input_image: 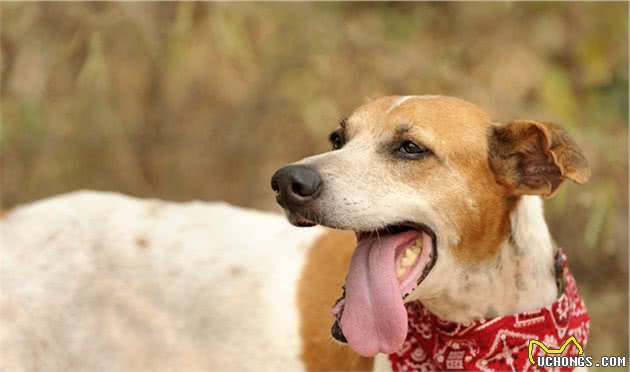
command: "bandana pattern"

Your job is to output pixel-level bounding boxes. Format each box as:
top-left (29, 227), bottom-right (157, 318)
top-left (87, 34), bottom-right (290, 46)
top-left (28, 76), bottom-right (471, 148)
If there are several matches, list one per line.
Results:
top-left (389, 250), bottom-right (589, 371)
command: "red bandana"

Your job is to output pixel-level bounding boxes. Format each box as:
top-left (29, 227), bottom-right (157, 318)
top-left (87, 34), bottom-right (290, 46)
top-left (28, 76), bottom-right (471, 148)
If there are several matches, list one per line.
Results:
top-left (389, 250), bottom-right (590, 371)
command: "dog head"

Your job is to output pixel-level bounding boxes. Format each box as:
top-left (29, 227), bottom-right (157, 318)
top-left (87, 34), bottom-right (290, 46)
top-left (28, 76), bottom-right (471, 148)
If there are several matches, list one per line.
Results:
top-left (271, 95), bottom-right (589, 356)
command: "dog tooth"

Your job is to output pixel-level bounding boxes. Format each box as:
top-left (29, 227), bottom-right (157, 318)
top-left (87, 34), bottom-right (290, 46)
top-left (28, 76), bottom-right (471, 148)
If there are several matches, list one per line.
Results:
top-left (405, 250), bottom-right (417, 260)
top-left (396, 267), bottom-right (406, 278)
top-left (405, 249), bottom-right (418, 261)
top-left (401, 255), bottom-right (415, 267)
top-left (406, 240), bottom-right (422, 253)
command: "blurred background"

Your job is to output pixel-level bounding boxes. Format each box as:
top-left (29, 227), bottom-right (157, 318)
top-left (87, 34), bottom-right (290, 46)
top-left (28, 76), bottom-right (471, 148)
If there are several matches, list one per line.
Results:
top-left (1, 2), bottom-right (628, 367)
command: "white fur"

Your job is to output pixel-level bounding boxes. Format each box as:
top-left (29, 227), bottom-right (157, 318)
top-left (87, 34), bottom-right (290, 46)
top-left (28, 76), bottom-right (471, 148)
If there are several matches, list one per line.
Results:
top-left (1, 191), bottom-right (325, 372)
top-left (370, 196), bottom-right (559, 372)
top-left (386, 95), bottom-right (443, 113)
top-left (296, 133), bottom-right (459, 248)
top-left (373, 353), bottom-right (393, 372)
top-left (409, 195), bottom-right (557, 322)
top-left (1, 93), bottom-right (573, 372)
top-left (508, 195), bottom-right (558, 310)
top-left (0, 193), bottom-right (560, 372)
top-left (294, 130), bottom-right (558, 324)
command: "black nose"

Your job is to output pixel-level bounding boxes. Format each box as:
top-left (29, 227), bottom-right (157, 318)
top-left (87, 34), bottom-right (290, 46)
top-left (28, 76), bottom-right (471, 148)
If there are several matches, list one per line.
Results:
top-left (271, 165), bottom-right (322, 207)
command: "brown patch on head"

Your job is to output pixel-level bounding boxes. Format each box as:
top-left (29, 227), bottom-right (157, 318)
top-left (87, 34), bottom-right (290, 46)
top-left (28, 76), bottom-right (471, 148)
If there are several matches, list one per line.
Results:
top-left (333, 96), bottom-right (518, 264)
top-left (302, 97), bottom-right (589, 267)
top-left (348, 96), bottom-right (493, 144)
top-left (136, 237), bottom-right (148, 250)
top-left (488, 120), bottom-right (590, 197)
top-left (297, 229), bottom-right (373, 371)
top-left (385, 97), bottom-right (515, 263)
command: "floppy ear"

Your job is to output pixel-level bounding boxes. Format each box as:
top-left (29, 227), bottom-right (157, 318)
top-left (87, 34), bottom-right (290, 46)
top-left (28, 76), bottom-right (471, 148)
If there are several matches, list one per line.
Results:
top-left (488, 120), bottom-right (590, 197)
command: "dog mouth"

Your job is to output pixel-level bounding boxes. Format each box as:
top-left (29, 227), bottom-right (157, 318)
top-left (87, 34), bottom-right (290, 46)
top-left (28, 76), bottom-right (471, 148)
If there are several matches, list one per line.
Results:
top-left (329, 223), bottom-right (437, 357)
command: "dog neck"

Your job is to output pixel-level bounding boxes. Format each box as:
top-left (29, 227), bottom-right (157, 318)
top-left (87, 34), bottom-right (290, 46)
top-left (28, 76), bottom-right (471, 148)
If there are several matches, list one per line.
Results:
top-left (418, 195), bottom-right (559, 323)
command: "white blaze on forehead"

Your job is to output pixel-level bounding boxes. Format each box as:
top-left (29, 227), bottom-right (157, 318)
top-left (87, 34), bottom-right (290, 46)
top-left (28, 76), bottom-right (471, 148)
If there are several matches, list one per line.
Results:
top-left (386, 95), bottom-right (443, 114)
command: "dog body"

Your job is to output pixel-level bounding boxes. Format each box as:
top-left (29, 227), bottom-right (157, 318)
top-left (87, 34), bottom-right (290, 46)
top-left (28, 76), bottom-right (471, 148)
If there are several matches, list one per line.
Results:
top-left (0, 192), bottom-right (332, 371)
top-left (1, 96), bottom-right (590, 371)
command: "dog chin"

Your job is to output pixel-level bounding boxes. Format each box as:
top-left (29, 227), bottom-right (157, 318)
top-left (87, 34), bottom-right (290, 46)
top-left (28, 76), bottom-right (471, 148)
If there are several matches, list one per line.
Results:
top-left (283, 207), bottom-right (372, 231)
top-left (283, 210), bottom-right (317, 227)
top-left (327, 223), bottom-right (438, 353)
top-left (284, 207), bottom-right (442, 354)
top-left (283, 207), bottom-right (346, 229)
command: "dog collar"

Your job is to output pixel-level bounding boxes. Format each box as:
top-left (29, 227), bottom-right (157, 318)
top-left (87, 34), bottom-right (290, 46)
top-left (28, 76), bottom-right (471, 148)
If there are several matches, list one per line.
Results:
top-left (388, 249), bottom-right (590, 371)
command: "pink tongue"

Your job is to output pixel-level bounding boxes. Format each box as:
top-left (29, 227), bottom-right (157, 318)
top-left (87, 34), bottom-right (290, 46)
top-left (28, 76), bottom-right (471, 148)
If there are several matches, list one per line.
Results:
top-left (340, 231), bottom-right (418, 357)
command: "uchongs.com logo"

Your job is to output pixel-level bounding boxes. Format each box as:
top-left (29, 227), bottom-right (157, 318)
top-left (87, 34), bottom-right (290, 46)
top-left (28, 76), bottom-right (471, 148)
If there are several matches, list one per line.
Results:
top-left (528, 336), bottom-right (627, 368)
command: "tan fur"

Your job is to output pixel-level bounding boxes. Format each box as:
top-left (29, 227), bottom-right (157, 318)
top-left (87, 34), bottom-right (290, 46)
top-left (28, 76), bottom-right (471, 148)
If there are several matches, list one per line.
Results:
top-left (319, 97), bottom-right (588, 263)
top-left (0, 95), bottom-right (591, 371)
top-left (0, 209), bottom-right (11, 219)
top-left (297, 229), bottom-right (373, 371)
top-left (387, 97), bottom-right (515, 263)
top-left (488, 120), bottom-right (590, 197)
top-left (341, 96), bottom-right (519, 263)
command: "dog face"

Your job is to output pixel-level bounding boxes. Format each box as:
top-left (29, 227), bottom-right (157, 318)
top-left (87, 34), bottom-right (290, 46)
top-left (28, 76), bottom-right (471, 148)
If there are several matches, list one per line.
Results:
top-left (276, 96), bottom-right (504, 252)
top-left (271, 95), bottom-right (589, 356)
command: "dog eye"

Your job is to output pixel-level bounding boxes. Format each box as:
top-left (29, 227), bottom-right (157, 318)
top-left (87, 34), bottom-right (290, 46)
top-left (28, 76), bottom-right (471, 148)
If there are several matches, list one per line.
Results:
top-left (398, 141), bottom-right (429, 158)
top-left (329, 131), bottom-right (344, 150)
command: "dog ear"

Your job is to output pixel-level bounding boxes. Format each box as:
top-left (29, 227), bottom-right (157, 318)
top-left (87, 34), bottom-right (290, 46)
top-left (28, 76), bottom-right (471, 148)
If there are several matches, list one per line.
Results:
top-left (488, 120), bottom-right (590, 197)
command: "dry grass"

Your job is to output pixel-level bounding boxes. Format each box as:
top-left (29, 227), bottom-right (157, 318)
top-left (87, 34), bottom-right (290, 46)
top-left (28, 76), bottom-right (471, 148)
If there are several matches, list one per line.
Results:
top-left (1, 2), bottom-right (628, 366)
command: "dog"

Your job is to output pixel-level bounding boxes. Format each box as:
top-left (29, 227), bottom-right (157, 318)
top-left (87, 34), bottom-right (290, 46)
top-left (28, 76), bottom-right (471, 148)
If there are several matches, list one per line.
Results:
top-left (0, 95), bottom-right (590, 371)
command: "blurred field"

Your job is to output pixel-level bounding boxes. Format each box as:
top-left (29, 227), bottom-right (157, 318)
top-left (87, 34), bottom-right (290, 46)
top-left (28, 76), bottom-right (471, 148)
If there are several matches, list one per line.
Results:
top-left (1, 2), bottom-right (628, 367)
